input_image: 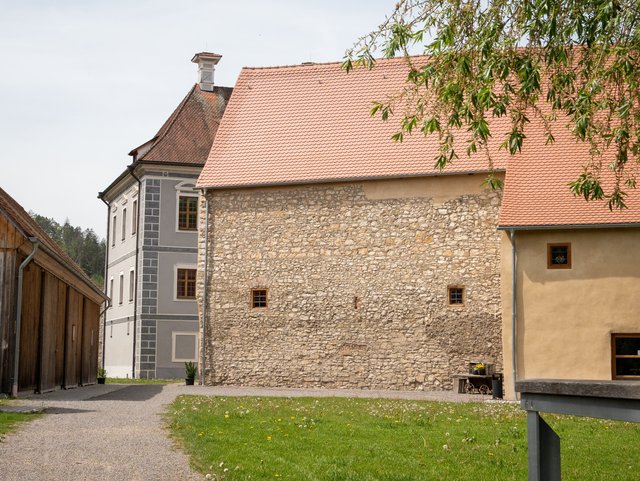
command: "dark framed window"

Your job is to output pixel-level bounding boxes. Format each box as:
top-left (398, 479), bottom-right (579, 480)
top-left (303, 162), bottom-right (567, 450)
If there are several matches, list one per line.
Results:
top-left (176, 268), bottom-right (196, 299)
top-left (448, 286), bottom-right (465, 306)
top-left (612, 334), bottom-right (640, 379)
top-left (547, 243), bottom-right (571, 269)
top-left (119, 274), bottom-right (124, 305)
top-left (178, 196), bottom-right (198, 231)
top-left (251, 289), bottom-right (268, 308)
top-left (129, 270), bottom-right (135, 302)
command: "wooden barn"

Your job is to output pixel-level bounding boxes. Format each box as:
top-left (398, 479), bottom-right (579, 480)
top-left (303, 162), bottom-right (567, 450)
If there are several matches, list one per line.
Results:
top-left (0, 187), bottom-right (107, 396)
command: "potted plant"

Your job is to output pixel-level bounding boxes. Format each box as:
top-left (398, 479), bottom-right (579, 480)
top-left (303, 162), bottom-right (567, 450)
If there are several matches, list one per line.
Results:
top-left (185, 361), bottom-right (197, 385)
top-left (97, 367), bottom-right (107, 384)
top-left (472, 362), bottom-right (486, 375)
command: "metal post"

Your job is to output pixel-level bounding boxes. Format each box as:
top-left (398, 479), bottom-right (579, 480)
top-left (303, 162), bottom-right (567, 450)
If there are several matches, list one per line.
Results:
top-left (527, 411), bottom-right (560, 481)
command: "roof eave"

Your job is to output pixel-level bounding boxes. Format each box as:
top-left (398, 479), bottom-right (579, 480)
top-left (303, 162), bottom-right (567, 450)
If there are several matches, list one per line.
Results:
top-left (497, 222), bottom-right (640, 231)
top-left (197, 169), bottom-right (505, 190)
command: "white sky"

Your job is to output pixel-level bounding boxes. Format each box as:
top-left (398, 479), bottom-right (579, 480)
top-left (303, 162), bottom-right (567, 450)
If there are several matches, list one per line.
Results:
top-left (0, 0), bottom-right (394, 238)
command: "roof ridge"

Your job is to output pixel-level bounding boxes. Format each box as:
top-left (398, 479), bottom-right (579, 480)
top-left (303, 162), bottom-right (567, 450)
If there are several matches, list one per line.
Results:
top-left (240, 55), bottom-right (423, 71)
top-left (139, 84), bottom-right (198, 162)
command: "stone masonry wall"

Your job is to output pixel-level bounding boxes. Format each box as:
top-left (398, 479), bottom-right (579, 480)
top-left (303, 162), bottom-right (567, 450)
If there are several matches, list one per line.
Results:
top-left (198, 177), bottom-right (502, 391)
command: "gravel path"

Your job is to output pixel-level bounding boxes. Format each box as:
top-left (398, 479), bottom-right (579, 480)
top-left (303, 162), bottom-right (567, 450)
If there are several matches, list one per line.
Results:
top-left (0, 383), bottom-right (494, 480)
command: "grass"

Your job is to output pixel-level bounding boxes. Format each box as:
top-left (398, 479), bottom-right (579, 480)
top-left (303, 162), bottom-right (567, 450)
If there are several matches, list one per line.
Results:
top-left (106, 377), bottom-right (176, 385)
top-left (167, 396), bottom-right (640, 481)
top-left (0, 399), bottom-right (41, 442)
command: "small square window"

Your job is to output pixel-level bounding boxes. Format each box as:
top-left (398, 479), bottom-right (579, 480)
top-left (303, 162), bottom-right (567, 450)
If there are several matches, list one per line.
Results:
top-left (448, 286), bottom-right (465, 306)
top-left (547, 243), bottom-right (571, 269)
top-left (251, 289), bottom-right (268, 308)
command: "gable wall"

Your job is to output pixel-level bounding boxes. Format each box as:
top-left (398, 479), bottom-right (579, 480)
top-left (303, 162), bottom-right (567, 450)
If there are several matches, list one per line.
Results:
top-left (199, 174), bottom-right (503, 391)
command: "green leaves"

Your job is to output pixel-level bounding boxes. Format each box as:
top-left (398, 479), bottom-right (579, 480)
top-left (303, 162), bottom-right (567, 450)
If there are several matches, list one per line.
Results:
top-left (344, 0), bottom-right (640, 207)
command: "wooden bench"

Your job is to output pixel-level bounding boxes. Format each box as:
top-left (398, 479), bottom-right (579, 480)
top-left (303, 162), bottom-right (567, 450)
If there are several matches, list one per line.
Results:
top-left (516, 379), bottom-right (640, 481)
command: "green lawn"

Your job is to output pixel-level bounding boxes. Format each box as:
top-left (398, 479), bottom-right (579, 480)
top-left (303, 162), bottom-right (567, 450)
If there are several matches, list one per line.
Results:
top-left (0, 403), bottom-right (40, 441)
top-left (167, 396), bottom-right (640, 481)
top-left (106, 377), bottom-right (176, 385)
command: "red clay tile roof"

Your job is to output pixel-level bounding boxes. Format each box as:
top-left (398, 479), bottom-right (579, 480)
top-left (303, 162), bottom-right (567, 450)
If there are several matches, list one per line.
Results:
top-left (0, 186), bottom-right (106, 298)
top-left (499, 117), bottom-right (640, 228)
top-left (197, 57), bottom-right (507, 189)
top-left (131, 84), bottom-right (232, 165)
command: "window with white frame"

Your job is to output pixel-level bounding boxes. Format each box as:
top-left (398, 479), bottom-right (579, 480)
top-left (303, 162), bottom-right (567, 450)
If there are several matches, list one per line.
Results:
top-left (119, 273), bottom-right (124, 305)
top-left (172, 332), bottom-right (198, 362)
top-left (178, 195), bottom-right (198, 231)
top-left (176, 268), bottom-right (197, 299)
top-left (121, 208), bottom-right (127, 240)
top-left (109, 278), bottom-right (114, 308)
top-left (111, 215), bottom-right (116, 247)
top-left (129, 269), bottom-right (135, 302)
top-left (132, 200), bottom-right (138, 235)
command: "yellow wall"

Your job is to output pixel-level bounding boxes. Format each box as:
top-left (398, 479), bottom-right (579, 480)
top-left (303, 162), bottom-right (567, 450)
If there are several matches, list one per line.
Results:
top-left (501, 228), bottom-right (640, 399)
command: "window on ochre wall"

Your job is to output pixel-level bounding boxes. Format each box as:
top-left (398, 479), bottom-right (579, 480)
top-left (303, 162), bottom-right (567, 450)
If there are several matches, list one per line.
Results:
top-left (547, 243), bottom-right (571, 269)
top-left (612, 334), bottom-right (640, 379)
top-left (252, 289), bottom-right (268, 308)
top-left (177, 268), bottom-right (197, 299)
top-left (178, 196), bottom-right (198, 231)
top-left (448, 286), bottom-right (465, 306)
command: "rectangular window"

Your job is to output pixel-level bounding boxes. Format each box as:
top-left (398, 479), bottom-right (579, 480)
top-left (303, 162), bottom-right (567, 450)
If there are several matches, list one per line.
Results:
top-left (109, 278), bottom-right (114, 308)
top-left (119, 273), bottom-right (124, 305)
top-left (251, 288), bottom-right (268, 308)
top-left (129, 269), bottom-right (135, 302)
top-left (121, 208), bottom-right (127, 240)
top-left (547, 243), bottom-right (571, 269)
top-left (176, 268), bottom-right (196, 299)
top-left (111, 215), bottom-right (116, 247)
top-left (178, 196), bottom-right (198, 231)
top-left (132, 200), bottom-right (138, 235)
top-left (172, 332), bottom-right (198, 362)
top-left (448, 286), bottom-right (465, 306)
top-left (612, 334), bottom-right (640, 379)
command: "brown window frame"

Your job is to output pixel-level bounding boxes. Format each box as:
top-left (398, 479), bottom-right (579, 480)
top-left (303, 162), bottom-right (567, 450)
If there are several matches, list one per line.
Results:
top-left (176, 268), bottom-right (197, 299)
top-left (178, 195), bottom-right (198, 231)
top-left (547, 243), bottom-right (572, 269)
top-left (447, 286), bottom-right (465, 307)
top-left (611, 333), bottom-right (640, 380)
top-left (251, 288), bottom-right (268, 309)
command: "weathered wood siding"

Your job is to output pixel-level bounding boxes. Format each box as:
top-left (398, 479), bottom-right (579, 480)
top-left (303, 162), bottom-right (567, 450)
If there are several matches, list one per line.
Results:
top-left (64, 288), bottom-right (83, 389)
top-left (0, 214), bottom-right (20, 393)
top-left (82, 300), bottom-right (99, 384)
top-left (18, 262), bottom-right (42, 393)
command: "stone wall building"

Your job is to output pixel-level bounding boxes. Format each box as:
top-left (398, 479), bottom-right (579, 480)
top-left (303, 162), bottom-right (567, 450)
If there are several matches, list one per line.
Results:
top-left (196, 58), bottom-right (506, 391)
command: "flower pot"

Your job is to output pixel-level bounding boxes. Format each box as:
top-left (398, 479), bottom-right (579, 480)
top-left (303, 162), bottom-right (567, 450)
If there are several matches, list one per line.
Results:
top-left (97, 377), bottom-right (106, 385)
top-left (185, 377), bottom-right (195, 386)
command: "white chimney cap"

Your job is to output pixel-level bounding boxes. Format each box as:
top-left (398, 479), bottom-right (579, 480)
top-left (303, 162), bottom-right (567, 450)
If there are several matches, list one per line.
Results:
top-left (191, 52), bottom-right (222, 91)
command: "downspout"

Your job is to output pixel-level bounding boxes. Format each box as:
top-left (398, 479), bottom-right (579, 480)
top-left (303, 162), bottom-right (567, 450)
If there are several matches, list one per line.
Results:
top-left (200, 191), bottom-right (210, 386)
top-left (11, 238), bottom-right (39, 397)
top-left (127, 165), bottom-right (142, 378)
top-left (509, 229), bottom-right (517, 399)
top-left (98, 193), bottom-right (111, 369)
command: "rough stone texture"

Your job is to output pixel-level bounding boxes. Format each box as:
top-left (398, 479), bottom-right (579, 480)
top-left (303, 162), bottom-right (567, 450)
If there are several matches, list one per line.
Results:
top-left (199, 179), bottom-right (503, 391)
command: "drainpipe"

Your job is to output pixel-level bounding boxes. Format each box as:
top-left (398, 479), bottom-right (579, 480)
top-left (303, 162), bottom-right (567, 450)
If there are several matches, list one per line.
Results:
top-left (509, 229), bottom-right (518, 399)
top-left (98, 193), bottom-right (111, 369)
top-left (200, 191), bottom-right (210, 386)
top-left (11, 239), bottom-right (39, 397)
top-left (127, 165), bottom-right (142, 378)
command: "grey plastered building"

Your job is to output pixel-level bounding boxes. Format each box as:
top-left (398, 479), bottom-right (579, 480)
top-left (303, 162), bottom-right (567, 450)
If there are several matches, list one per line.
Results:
top-left (99, 52), bottom-right (232, 378)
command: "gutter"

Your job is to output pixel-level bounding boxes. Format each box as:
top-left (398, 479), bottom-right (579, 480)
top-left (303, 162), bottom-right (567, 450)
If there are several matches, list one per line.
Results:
top-left (498, 222), bottom-right (640, 231)
top-left (127, 165), bottom-right (143, 379)
top-left (509, 229), bottom-right (517, 399)
top-left (11, 238), bottom-right (39, 397)
top-left (200, 190), bottom-right (210, 386)
top-left (98, 193), bottom-right (111, 369)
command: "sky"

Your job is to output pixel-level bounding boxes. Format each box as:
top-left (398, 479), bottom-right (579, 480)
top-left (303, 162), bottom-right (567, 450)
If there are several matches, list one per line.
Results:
top-left (0, 0), bottom-right (395, 238)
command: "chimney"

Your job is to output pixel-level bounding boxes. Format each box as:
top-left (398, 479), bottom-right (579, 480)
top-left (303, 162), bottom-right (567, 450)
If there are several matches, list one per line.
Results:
top-left (191, 52), bottom-right (222, 91)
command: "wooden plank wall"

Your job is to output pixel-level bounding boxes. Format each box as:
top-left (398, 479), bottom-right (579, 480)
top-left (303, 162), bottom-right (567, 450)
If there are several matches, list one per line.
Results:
top-left (64, 288), bottom-right (83, 389)
top-left (0, 214), bottom-right (21, 393)
top-left (55, 281), bottom-right (67, 387)
top-left (39, 272), bottom-right (61, 392)
top-left (82, 300), bottom-right (99, 385)
top-left (18, 262), bottom-right (42, 393)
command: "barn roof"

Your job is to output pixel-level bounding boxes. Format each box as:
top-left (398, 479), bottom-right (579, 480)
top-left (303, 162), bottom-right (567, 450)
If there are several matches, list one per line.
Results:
top-left (197, 57), bottom-right (506, 189)
top-left (0, 186), bottom-right (106, 300)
